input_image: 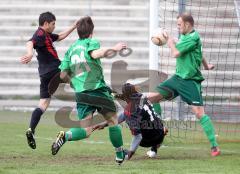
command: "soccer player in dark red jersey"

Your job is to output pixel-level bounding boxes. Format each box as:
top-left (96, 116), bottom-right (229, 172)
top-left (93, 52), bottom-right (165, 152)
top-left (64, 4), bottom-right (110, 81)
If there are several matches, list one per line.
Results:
top-left (20, 11), bottom-right (77, 150)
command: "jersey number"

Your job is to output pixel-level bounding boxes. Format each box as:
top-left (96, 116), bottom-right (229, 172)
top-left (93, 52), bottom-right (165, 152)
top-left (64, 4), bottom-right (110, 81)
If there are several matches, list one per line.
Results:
top-left (71, 51), bottom-right (90, 77)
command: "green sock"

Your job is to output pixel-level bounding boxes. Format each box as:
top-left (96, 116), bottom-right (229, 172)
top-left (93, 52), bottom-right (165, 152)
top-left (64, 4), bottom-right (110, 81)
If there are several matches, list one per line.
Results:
top-left (65, 128), bottom-right (87, 141)
top-left (199, 114), bottom-right (218, 147)
top-left (109, 125), bottom-right (124, 159)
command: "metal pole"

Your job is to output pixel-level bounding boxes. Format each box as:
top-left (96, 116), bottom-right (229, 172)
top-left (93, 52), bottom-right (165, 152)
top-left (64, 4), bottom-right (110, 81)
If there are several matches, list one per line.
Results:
top-left (149, 0), bottom-right (159, 92)
top-left (234, 0), bottom-right (240, 29)
top-left (87, 0), bottom-right (92, 16)
top-left (176, 0), bottom-right (186, 120)
top-left (178, 0), bottom-right (186, 14)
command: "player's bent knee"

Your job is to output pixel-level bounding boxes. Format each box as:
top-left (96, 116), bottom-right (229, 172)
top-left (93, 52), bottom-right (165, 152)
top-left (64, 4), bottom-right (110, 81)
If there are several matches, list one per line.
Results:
top-left (106, 115), bottom-right (118, 126)
top-left (192, 106), bottom-right (205, 119)
top-left (39, 98), bottom-right (51, 111)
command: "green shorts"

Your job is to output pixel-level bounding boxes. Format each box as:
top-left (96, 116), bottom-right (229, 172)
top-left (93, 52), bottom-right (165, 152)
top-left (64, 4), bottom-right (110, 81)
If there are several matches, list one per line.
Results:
top-left (156, 75), bottom-right (203, 106)
top-left (75, 87), bottom-right (116, 120)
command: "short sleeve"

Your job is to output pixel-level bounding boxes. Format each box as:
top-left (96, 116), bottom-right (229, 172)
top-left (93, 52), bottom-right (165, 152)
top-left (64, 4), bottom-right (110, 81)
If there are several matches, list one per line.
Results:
top-left (50, 33), bottom-right (59, 42)
top-left (59, 49), bottom-right (71, 72)
top-left (87, 39), bottom-right (100, 53)
top-left (31, 33), bottom-right (45, 48)
top-left (176, 35), bottom-right (198, 56)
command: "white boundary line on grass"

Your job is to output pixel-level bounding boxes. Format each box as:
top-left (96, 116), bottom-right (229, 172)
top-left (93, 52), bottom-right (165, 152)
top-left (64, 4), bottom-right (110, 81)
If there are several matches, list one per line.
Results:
top-left (17, 135), bottom-right (105, 144)
top-left (17, 135), bottom-right (240, 154)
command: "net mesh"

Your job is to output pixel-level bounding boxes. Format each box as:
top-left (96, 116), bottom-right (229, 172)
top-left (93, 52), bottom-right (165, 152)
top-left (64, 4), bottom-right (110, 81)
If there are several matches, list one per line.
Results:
top-left (157, 0), bottom-right (240, 142)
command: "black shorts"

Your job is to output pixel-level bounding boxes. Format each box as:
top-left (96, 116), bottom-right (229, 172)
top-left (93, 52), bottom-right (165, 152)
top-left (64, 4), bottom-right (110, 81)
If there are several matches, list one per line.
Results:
top-left (139, 128), bottom-right (165, 147)
top-left (40, 69), bottom-right (60, 98)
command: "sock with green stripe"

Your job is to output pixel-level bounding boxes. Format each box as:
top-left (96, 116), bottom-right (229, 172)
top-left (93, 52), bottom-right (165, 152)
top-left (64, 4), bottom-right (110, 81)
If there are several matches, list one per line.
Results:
top-left (109, 125), bottom-right (124, 159)
top-left (65, 128), bottom-right (87, 141)
top-left (199, 114), bottom-right (218, 147)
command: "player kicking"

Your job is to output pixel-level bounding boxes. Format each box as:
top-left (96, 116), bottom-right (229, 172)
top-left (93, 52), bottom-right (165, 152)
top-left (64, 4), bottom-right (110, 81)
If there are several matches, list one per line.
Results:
top-left (20, 12), bottom-right (77, 149)
top-left (51, 16), bottom-right (127, 164)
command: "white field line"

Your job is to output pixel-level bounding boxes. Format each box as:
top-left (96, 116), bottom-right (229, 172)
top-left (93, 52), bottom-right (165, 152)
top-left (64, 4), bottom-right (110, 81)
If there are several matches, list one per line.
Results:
top-left (17, 135), bottom-right (240, 154)
top-left (17, 135), bottom-right (105, 144)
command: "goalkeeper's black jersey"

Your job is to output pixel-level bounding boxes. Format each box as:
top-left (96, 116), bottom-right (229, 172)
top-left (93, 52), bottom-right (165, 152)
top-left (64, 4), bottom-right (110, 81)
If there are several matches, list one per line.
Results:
top-left (122, 93), bottom-right (164, 145)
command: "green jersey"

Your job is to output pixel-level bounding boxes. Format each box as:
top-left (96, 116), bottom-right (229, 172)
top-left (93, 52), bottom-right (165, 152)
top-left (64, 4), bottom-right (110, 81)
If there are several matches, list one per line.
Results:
top-left (59, 38), bottom-right (107, 92)
top-left (175, 30), bottom-right (204, 81)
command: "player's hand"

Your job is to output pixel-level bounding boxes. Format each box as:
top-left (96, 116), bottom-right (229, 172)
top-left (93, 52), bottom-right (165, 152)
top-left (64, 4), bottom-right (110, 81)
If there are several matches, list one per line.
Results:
top-left (20, 54), bottom-right (33, 64)
top-left (205, 64), bottom-right (215, 70)
top-left (167, 36), bottom-right (176, 47)
top-left (162, 29), bottom-right (169, 40)
top-left (113, 42), bottom-right (127, 51)
top-left (113, 93), bottom-right (125, 100)
top-left (173, 37), bottom-right (179, 43)
top-left (73, 19), bottom-right (79, 29)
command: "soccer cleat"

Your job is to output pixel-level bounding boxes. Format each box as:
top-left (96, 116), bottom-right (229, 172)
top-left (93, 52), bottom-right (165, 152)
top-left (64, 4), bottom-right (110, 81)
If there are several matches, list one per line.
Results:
top-left (51, 131), bottom-right (66, 155)
top-left (146, 150), bottom-right (157, 158)
top-left (115, 147), bottom-right (125, 165)
top-left (115, 155), bottom-right (125, 165)
top-left (211, 146), bottom-right (221, 157)
top-left (26, 128), bottom-right (36, 149)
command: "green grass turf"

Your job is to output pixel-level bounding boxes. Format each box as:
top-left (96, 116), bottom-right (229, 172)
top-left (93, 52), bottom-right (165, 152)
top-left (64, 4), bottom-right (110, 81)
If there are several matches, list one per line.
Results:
top-left (0, 110), bottom-right (240, 174)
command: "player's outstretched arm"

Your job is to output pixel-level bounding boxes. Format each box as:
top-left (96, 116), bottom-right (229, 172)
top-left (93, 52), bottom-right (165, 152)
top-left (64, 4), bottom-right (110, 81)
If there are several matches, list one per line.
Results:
top-left (20, 41), bottom-right (34, 64)
top-left (202, 57), bottom-right (214, 70)
top-left (167, 35), bottom-right (180, 58)
top-left (57, 20), bottom-right (78, 41)
top-left (90, 42), bottom-right (127, 59)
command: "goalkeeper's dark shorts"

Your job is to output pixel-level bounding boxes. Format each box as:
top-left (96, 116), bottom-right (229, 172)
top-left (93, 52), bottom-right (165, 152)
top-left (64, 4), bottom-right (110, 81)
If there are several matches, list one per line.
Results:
top-left (139, 126), bottom-right (165, 147)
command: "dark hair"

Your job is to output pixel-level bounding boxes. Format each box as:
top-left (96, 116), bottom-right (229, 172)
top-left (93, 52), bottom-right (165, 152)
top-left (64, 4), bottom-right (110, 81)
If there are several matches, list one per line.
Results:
top-left (177, 12), bottom-right (194, 26)
top-left (122, 83), bottom-right (138, 100)
top-left (39, 11), bottom-right (56, 26)
top-left (77, 16), bottom-right (94, 39)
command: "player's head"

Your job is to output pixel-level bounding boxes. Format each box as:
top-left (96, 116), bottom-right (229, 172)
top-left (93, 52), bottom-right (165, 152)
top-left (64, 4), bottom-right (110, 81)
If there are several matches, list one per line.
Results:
top-left (39, 11), bottom-right (56, 33)
top-left (77, 16), bottom-right (94, 39)
top-left (122, 83), bottom-right (138, 100)
top-left (177, 12), bottom-right (194, 34)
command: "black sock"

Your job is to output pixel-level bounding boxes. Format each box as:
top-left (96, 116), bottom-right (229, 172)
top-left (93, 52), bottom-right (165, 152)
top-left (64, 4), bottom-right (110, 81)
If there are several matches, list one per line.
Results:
top-left (29, 108), bottom-right (44, 133)
top-left (151, 146), bottom-right (158, 153)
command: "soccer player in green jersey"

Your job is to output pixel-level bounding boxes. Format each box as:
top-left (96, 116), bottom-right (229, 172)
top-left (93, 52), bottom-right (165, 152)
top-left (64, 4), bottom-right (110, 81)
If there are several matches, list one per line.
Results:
top-left (148, 13), bottom-right (220, 157)
top-left (51, 16), bottom-right (127, 164)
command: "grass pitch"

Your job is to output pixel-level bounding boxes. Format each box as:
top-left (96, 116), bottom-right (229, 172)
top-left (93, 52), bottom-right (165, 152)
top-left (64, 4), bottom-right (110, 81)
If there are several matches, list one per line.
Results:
top-left (0, 110), bottom-right (240, 174)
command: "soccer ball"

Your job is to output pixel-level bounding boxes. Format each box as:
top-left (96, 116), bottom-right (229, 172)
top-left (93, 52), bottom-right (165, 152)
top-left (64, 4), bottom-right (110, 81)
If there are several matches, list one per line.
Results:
top-left (151, 28), bottom-right (168, 46)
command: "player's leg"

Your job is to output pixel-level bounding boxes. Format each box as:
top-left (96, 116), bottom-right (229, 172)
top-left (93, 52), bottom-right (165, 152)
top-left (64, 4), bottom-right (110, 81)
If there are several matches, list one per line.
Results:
top-left (192, 106), bottom-right (220, 156)
top-left (148, 75), bottom-right (179, 103)
top-left (51, 102), bottom-right (95, 155)
top-left (26, 72), bottom-right (53, 149)
top-left (95, 87), bottom-right (124, 164)
top-left (26, 98), bottom-right (50, 148)
top-left (106, 113), bottom-right (125, 164)
top-left (51, 116), bottom-right (93, 155)
top-left (177, 79), bottom-right (220, 156)
top-left (26, 69), bottom-right (59, 149)
top-left (66, 113), bottom-right (93, 138)
top-left (124, 133), bottom-right (142, 160)
top-left (30, 98), bottom-right (50, 131)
